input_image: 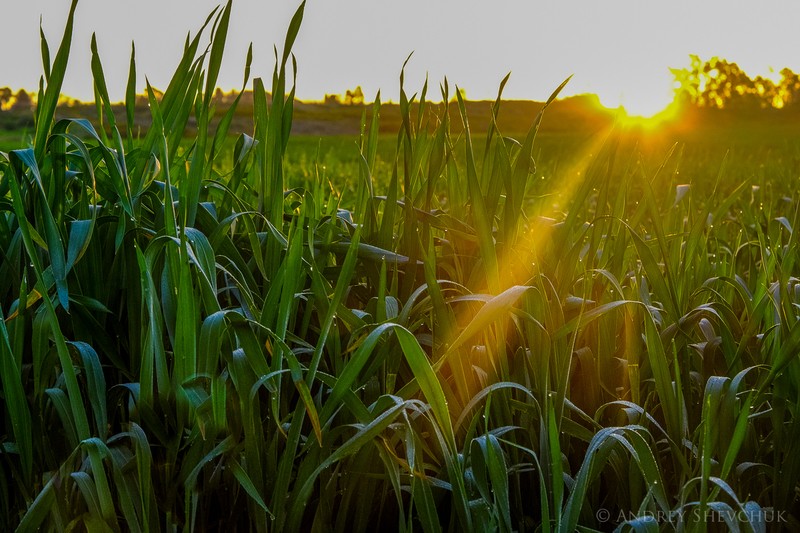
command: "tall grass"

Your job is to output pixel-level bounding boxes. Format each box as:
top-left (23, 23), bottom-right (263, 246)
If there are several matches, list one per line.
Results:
top-left (1, 1), bottom-right (799, 531)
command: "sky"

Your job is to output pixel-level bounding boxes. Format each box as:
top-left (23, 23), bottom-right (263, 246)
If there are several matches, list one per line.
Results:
top-left (3, 0), bottom-right (799, 117)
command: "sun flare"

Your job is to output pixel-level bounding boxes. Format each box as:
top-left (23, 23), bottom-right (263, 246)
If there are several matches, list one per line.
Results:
top-left (597, 89), bottom-right (674, 119)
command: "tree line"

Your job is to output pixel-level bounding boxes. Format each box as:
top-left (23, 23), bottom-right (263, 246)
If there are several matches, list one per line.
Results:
top-left (672, 55), bottom-right (800, 110)
top-left (3, 56), bottom-right (800, 127)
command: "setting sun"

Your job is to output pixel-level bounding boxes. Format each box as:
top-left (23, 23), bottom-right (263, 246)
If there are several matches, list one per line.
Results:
top-left (596, 88), bottom-right (675, 119)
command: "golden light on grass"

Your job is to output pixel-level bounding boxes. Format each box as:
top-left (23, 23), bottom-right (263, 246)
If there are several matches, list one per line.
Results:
top-left (492, 126), bottom-right (614, 294)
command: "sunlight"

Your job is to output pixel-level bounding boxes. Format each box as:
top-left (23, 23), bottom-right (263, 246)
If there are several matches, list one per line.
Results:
top-left (499, 126), bottom-right (614, 289)
top-left (597, 89), bottom-right (673, 119)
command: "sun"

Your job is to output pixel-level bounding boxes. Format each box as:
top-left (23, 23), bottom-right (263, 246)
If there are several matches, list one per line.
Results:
top-left (596, 90), bottom-right (674, 119)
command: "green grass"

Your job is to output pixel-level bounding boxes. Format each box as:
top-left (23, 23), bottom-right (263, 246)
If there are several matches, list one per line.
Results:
top-left (0, 130), bottom-right (32, 153)
top-left (1, 1), bottom-right (800, 532)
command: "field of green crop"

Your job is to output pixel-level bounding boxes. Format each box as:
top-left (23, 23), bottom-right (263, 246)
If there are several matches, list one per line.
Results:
top-left (2, 1), bottom-right (800, 531)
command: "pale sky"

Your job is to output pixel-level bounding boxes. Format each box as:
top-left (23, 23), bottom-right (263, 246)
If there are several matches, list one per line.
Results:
top-left (3, 0), bottom-right (799, 116)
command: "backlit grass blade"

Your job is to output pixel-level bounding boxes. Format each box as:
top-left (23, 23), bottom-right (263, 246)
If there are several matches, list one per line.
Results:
top-left (125, 42), bottom-right (137, 146)
top-left (65, 219), bottom-right (93, 272)
top-left (39, 20), bottom-right (51, 83)
top-left (456, 87), bottom-right (499, 293)
top-left (642, 309), bottom-right (683, 442)
top-left (482, 71), bottom-right (510, 175)
top-left (319, 322), bottom-right (398, 425)
top-left (173, 238), bottom-right (199, 424)
top-left (7, 153), bottom-right (89, 442)
top-left (135, 243), bottom-right (169, 405)
top-left (9, 150), bottom-right (69, 311)
top-left (395, 326), bottom-right (473, 530)
top-left (130, 16), bottom-right (214, 190)
top-left (506, 76), bottom-right (571, 245)
top-left (271, 331), bottom-right (323, 444)
top-left (559, 426), bottom-right (669, 533)
top-left (455, 381), bottom-right (539, 432)
top-left (123, 423), bottom-right (154, 530)
top-left (395, 326), bottom-right (454, 447)
top-left (281, 1), bottom-right (306, 68)
top-left (230, 459), bottom-right (274, 518)
top-left (203, 0), bottom-right (232, 108)
top-left (70, 342), bottom-right (107, 440)
top-left (209, 45), bottom-right (253, 165)
top-left (183, 1), bottom-right (233, 227)
top-left (90, 34), bottom-right (117, 132)
top-left (81, 438), bottom-right (118, 528)
top-left (440, 285), bottom-right (532, 362)
top-left (145, 81), bottom-right (178, 238)
top-left (287, 398), bottom-right (409, 531)
top-left (260, 2), bottom-right (305, 234)
top-left (470, 434), bottom-right (512, 532)
top-left (306, 225), bottom-right (361, 385)
top-left (546, 401), bottom-right (564, 525)
top-left (33, 0), bottom-right (78, 160)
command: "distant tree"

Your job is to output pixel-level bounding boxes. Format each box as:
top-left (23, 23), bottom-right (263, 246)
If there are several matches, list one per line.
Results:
top-left (448, 87), bottom-right (467, 103)
top-left (324, 93), bottom-right (341, 105)
top-left (214, 87), bottom-right (225, 104)
top-left (752, 75), bottom-right (778, 108)
top-left (0, 87), bottom-right (12, 111)
top-left (776, 68), bottom-right (800, 108)
top-left (344, 86), bottom-right (364, 105)
top-left (672, 55), bottom-right (800, 110)
top-left (11, 89), bottom-right (32, 111)
top-left (58, 95), bottom-right (79, 107)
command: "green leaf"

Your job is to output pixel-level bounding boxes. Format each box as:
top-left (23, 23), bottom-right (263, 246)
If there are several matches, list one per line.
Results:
top-left (34, 0), bottom-right (78, 159)
top-left (442, 285), bottom-right (532, 361)
top-left (0, 306), bottom-right (32, 483)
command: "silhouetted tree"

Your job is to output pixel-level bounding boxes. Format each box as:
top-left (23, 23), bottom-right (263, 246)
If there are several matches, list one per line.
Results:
top-left (344, 86), bottom-right (364, 105)
top-left (0, 87), bottom-right (12, 111)
top-left (213, 87), bottom-right (225, 104)
top-left (672, 55), bottom-right (800, 110)
top-left (777, 68), bottom-right (800, 108)
top-left (11, 89), bottom-right (32, 111)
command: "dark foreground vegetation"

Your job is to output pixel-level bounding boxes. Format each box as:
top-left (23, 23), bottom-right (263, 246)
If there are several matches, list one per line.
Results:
top-left (1, 1), bottom-right (799, 531)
